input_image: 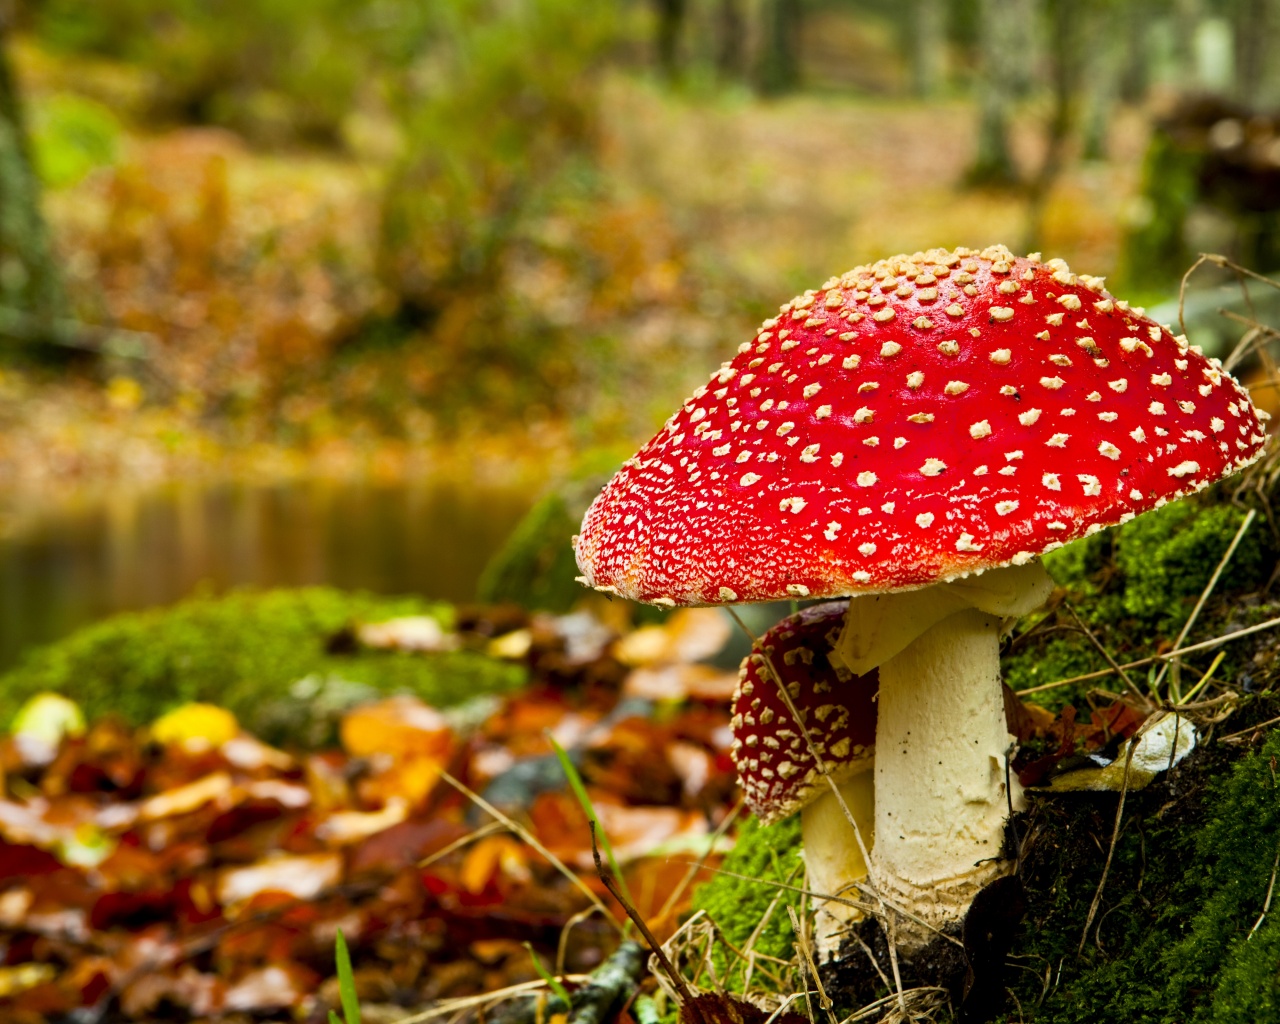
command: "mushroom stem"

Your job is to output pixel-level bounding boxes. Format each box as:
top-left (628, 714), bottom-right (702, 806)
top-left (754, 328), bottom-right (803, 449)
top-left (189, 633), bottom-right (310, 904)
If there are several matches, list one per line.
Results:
top-left (802, 768), bottom-right (875, 957)
top-left (870, 607), bottom-right (1014, 944)
top-left (831, 560), bottom-right (1054, 950)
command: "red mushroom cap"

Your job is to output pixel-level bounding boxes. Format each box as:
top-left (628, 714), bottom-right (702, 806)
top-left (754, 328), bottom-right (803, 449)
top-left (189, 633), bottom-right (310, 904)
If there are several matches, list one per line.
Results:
top-left (729, 602), bottom-right (878, 824)
top-left (576, 245), bottom-right (1270, 605)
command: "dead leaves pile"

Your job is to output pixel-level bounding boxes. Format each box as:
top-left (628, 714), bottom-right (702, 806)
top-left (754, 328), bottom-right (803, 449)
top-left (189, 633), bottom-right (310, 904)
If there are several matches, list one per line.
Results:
top-left (0, 606), bottom-right (741, 1023)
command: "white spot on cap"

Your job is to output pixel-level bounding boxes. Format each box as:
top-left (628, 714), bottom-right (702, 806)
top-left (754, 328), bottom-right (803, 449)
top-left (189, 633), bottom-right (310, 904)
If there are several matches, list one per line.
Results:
top-left (1078, 474), bottom-right (1102, 496)
top-left (857, 471), bottom-right (877, 487)
top-left (1211, 418), bottom-right (1225, 432)
top-left (990, 349), bottom-right (1011, 364)
top-left (787, 584), bottom-right (810, 597)
top-left (1043, 473), bottom-right (1061, 490)
top-left (854, 407), bottom-right (874, 423)
top-left (907, 371), bottom-right (924, 389)
top-left (740, 473), bottom-right (762, 486)
top-left (970, 420), bottom-right (992, 439)
top-left (719, 587), bottom-right (738, 601)
top-left (1019, 408), bottom-right (1042, 426)
top-left (990, 307), bottom-right (1015, 322)
top-left (1129, 488), bottom-right (1143, 500)
top-left (1149, 401), bottom-right (1166, 415)
top-left (1168, 460), bottom-right (1200, 478)
top-left (1109, 378), bottom-right (1128, 393)
top-left (916, 512), bottom-right (935, 527)
top-left (920, 458), bottom-right (947, 476)
top-left (894, 437), bottom-right (907, 449)
top-left (800, 444), bottom-right (821, 463)
top-left (831, 452), bottom-right (845, 466)
top-left (780, 496), bottom-right (807, 513)
top-left (824, 522), bottom-right (842, 541)
top-left (945, 380), bottom-right (970, 395)
top-left (816, 405), bottom-right (833, 419)
top-left (1151, 373), bottom-right (1172, 387)
top-left (880, 340), bottom-right (902, 356)
top-left (956, 533), bottom-right (984, 552)
top-left (1047, 433), bottom-right (1069, 447)
top-left (1099, 411), bottom-right (1118, 422)
top-left (1130, 426), bottom-right (1146, 442)
top-left (1098, 441), bottom-right (1121, 460)
top-left (858, 542), bottom-right (877, 556)
top-left (852, 571), bottom-right (871, 582)
top-left (803, 383), bottom-right (822, 399)
top-left (995, 500), bottom-right (1019, 515)
top-left (1040, 376), bottom-right (1065, 390)
top-left (1057, 294), bottom-right (1082, 310)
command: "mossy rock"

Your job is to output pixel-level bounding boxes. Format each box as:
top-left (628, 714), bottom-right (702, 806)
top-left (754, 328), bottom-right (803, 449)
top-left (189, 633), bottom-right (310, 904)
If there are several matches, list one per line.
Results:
top-left (0, 587), bottom-right (526, 742)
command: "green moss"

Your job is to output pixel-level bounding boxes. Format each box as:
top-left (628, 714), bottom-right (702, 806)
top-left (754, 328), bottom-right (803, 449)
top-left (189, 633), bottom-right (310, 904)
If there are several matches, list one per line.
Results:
top-left (476, 489), bottom-right (585, 613)
top-left (0, 587), bottom-right (526, 740)
top-left (691, 814), bottom-right (804, 992)
top-left (1007, 493), bottom-right (1275, 706)
top-left (1010, 726), bottom-right (1280, 1023)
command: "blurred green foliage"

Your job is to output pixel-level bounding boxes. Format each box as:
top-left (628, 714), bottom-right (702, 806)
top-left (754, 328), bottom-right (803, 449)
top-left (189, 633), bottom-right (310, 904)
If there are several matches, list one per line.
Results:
top-left (29, 91), bottom-right (119, 186)
top-left (0, 587), bottom-right (526, 741)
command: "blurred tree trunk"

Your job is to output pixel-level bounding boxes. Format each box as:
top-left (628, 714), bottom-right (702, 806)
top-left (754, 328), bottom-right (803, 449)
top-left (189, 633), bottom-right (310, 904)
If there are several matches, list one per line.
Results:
top-left (1233, 0), bottom-right (1275, 103)
top-left (757, 0), bottom-right (802, 96)
top-left (1024, 0), bottom-right (1085, 248)
top-left (716, 0), bottom-right (745, 80)
top-left (909, 0), bottom-right (945, 98)
top-left (968, 0), bottom-right (1035, 183)
top-left (653, 0), bottom-right (687, 80)
top-left (1117, 0), bottom-right (1152, 104)
top-left (0, 5), bottom-right (66, 338)
top-left (1172, 0), bottom-right (1204, 73)
top-left (1081, 2), bottom-right (1121, 160)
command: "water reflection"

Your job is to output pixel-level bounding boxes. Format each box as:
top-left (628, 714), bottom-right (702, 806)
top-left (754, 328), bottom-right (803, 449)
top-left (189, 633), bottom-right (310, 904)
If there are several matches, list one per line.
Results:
top-left (0, 479), bottom-right (530, 670)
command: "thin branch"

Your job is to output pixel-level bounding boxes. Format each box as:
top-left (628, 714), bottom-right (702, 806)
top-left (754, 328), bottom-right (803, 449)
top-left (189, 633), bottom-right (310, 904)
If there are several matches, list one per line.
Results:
top-left (1016, 616), bottom-right (1280, 696)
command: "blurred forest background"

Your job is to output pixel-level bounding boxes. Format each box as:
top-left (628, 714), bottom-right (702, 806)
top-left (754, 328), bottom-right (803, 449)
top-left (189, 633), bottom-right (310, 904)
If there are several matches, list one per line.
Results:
top-left (2, 0), bottom-right (1280, 657)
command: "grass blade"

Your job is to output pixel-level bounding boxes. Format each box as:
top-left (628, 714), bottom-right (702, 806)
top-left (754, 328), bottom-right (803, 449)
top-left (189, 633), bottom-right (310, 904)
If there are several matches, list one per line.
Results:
top-left (548, 735), bottom-right (636, 912)
top-left (523, 941), bottom-right (572, 1004)
top-left (335, 928), bottom-right (361, 1024)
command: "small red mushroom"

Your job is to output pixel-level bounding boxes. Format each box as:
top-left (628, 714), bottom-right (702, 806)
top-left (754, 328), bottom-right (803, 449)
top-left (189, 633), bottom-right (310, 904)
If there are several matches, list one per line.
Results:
top-left (729, 601), bottom-right (878, 952)
top-left (576, 244), bottom-right (1270, 949)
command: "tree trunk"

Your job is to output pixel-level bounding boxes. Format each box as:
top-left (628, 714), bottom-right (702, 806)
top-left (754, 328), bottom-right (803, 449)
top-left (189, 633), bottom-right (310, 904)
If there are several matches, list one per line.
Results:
top-left (1081, 2), bottom-right (1121, 160)
top-left (1023, 0), bottom-right (1085, 249)
top-left (1232, 0), bottom-right (1271, 103)
top-left (716, 0), bottom-right (746, 80)
top-left (757, 0), bottom-right (802, 96)
top-left (0, 9), bottom-right (66, 337)
top-left (908, 0), bottom-right (945, 98)
top-left (653, 0), bottom-right (687, 81)
top-left (967, 0), bottom-right (1033, 184)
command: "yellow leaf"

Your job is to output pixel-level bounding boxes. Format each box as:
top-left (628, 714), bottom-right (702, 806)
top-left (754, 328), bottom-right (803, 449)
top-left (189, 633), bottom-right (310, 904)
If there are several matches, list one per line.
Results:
top-left (151, 703), bottom-right (239, 749)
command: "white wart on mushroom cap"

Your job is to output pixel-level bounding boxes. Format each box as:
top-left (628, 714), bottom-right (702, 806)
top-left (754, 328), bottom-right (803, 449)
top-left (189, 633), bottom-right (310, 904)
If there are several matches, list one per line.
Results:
top-left (729, 602), bottom-right (878, 824)
top-left (575, 245), bottom-right (1269, 606)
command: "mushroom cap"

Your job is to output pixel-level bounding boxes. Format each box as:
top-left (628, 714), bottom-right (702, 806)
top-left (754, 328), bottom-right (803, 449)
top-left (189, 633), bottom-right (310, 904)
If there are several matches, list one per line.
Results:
top-left (729, 602), bottom-right (877, 824)
top-left (576, 245), bottom-right (1270, 605)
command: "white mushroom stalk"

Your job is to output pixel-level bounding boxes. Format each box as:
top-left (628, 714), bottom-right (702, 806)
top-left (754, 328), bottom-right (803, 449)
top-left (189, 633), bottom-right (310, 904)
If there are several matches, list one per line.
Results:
top-left (832, 560), bottom-right (1055, 946)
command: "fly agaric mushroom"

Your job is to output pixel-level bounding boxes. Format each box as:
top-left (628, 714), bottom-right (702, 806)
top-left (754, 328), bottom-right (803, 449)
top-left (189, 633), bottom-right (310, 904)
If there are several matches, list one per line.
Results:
top-left (730, 602), bottom-right (878, 952)
top-left (575, 244), bottom-right (1269, 949)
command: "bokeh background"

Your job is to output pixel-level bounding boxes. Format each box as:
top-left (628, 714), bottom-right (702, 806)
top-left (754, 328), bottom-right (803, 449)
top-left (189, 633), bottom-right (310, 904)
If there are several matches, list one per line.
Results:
top-left (2, 0), bottom-right (1280, 665)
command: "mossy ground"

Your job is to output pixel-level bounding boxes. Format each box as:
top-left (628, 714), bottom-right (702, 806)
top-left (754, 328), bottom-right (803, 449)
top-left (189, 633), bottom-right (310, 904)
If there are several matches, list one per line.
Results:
top-left (0, 587), bottom-right (526, 743)
top-left (692, 482), bottom-right (1280, 1022)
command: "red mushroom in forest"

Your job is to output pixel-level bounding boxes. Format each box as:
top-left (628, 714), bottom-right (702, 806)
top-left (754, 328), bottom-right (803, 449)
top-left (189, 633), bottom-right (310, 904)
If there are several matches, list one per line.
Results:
top-left (575, 244), bottom-right (1269, 949)
top-left (730, 601), bottom-right (878, 952)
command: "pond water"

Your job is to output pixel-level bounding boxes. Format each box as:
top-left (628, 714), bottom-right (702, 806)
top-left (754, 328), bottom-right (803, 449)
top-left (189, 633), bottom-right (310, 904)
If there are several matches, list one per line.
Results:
top-left (0, 478), bottom-right (531, 671)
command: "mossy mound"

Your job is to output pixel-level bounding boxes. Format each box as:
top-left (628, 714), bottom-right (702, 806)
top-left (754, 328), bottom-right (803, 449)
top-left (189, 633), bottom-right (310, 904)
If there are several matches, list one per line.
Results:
top-left (1005, 490), bottom-right (1277, 703)
top-left (0, 587), bottom-right (526, 741)
top-left (694, 711), bottom-right (1280, 1022)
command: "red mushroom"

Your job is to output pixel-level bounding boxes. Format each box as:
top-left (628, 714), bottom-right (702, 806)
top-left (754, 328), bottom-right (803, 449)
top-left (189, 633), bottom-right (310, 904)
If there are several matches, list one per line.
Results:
top-left (730, 602), bottom-right (878, 951)
top-left (576, 245), bottom-right (1269, 947)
